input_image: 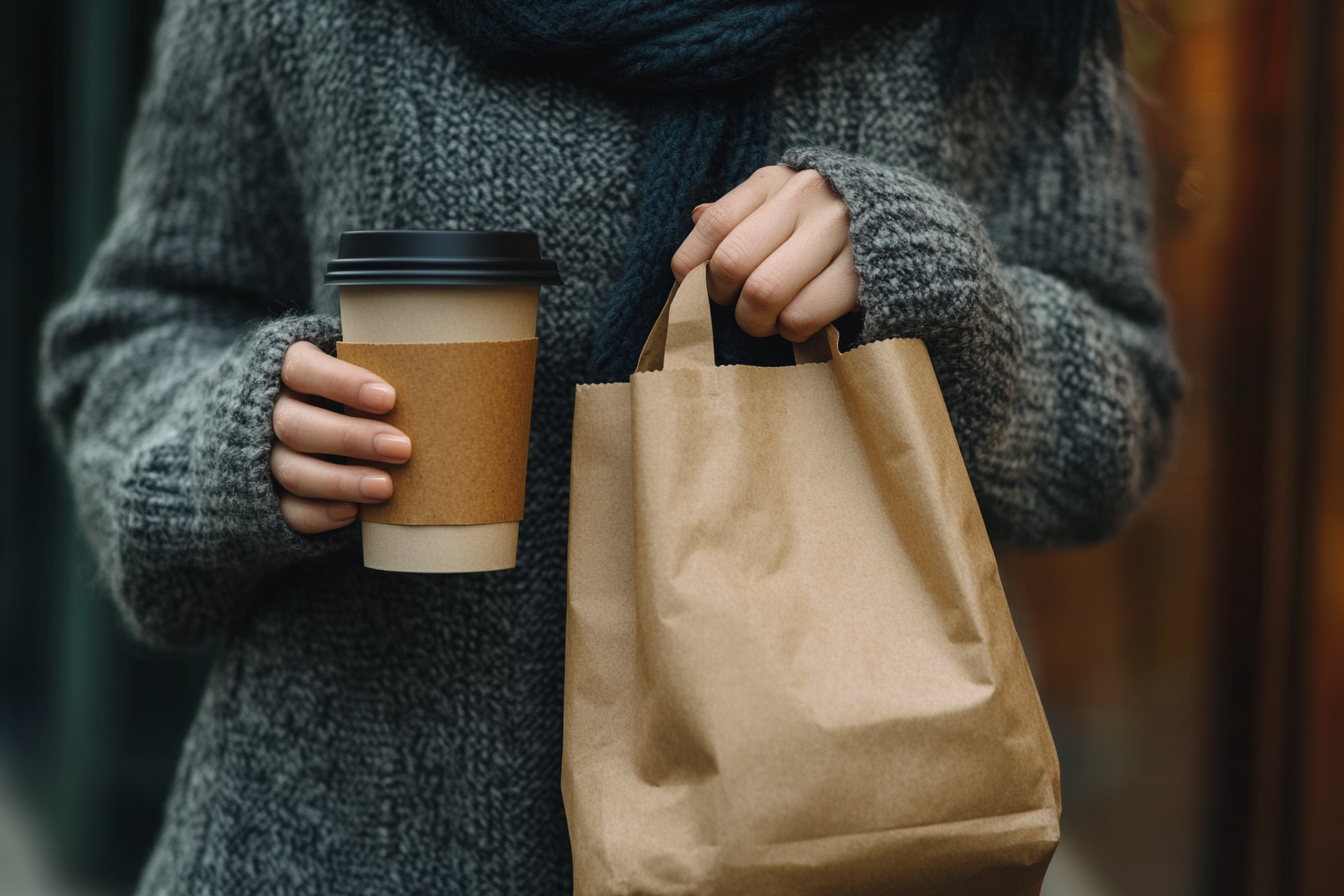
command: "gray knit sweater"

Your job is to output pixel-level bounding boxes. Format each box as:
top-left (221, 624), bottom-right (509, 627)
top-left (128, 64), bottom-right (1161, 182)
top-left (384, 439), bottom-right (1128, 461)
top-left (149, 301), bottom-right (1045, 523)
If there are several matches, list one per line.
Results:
top-left (38, 0), bottom-right (1180, 892)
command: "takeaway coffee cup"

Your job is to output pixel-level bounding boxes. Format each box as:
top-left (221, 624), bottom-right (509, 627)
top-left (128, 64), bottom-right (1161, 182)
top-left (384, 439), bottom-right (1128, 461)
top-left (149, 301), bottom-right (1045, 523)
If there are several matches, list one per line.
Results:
top-left (324, 230), bottom-right (562, 573)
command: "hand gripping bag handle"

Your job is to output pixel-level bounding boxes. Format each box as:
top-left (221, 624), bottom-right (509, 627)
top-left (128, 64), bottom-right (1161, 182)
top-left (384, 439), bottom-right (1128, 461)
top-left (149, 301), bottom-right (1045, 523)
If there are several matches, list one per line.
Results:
top-left (635, 263), bottom-right (836, 374)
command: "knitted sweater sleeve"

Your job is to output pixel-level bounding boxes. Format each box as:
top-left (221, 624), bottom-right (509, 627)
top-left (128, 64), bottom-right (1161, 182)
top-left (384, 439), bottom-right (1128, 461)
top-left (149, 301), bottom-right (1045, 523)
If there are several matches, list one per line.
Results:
top-left (38, 0), bottom-right (349, 649)
top-left (779, 51), bottom-right (1182, 550)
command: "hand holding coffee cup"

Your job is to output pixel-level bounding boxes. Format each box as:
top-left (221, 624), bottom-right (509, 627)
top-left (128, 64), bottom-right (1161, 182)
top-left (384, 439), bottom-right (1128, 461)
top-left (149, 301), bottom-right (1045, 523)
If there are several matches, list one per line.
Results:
top-left (321, 230), bottom-right (561, 573)
top-left (270, 341), bottom-right (412, 534)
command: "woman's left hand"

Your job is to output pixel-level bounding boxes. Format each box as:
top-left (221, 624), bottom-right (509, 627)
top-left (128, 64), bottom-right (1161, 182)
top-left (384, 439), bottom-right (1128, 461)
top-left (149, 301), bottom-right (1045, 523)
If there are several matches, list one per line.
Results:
top-left (670, 165), bottom-right (859, 342)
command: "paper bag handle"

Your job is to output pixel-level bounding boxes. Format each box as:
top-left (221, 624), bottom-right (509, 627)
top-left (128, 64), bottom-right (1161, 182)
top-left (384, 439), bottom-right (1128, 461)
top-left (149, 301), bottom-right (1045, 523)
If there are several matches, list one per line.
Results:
top-left (663, 263), bottom-right (716, 369)
top-left (634, 262), bottom-right (839, 373)
top-left (792, 325), bottom-right (836, 366)
top-left (634, 263), bottom-right (711, 373)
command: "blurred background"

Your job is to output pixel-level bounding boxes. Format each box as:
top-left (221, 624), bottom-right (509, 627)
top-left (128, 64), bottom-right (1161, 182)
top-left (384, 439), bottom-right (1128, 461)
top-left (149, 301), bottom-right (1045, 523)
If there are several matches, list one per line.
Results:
top-left (0, 0), bottom-right (1340, 894)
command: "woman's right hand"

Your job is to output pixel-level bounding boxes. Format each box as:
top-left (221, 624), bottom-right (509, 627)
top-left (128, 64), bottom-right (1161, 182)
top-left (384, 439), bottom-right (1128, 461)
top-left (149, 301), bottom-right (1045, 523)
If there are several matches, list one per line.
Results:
top-left (271, 340), bottom-right (412, 534)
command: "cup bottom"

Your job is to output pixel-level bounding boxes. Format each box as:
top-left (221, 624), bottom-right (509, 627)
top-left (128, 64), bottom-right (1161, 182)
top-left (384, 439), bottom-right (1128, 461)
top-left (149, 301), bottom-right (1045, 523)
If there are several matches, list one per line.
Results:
top-left (361, 521), bottom-right (519, 573)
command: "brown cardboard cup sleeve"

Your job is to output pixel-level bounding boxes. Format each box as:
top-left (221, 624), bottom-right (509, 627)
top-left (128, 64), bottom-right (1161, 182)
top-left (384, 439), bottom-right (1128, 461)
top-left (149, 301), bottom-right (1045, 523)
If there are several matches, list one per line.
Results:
top-left (335, 339), bottom-right (537, 525)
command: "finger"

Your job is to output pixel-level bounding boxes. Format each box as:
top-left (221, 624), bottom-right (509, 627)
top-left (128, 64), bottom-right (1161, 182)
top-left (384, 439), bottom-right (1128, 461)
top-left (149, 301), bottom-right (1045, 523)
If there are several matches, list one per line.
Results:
top-left (734, 210), bottom-right (851, 337)
top-left (775, 245), bottom-right (861, 342)
top-left (273, 389), bottom-right (412, 462)
top-left (670, 166), bottom-right (793, 282)
top-left (282, 341), bottom-right (396, 413)
top-left (271, 442), bottom-right (395, 503)
top-left (278, 489), bottom-right (360, 535)
top-left (702, 194), bottom-right (802, 306)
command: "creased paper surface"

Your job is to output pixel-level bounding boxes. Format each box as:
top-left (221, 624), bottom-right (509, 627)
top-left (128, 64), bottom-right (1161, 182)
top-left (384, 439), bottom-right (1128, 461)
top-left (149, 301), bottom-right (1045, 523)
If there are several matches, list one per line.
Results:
top-left (563, 266), bottom-right (1059, 895)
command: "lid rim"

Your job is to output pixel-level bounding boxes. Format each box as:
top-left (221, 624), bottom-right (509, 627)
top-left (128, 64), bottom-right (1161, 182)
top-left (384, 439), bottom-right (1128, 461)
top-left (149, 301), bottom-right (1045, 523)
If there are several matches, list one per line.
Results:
top-left (330, 255), bottom-right (556, 262)
top-left (328, 230), bottom-right (561, 286)
top-left (324, 275), bottom-right (563, 286)
top-left (325, 259), bottom-right (560, 270)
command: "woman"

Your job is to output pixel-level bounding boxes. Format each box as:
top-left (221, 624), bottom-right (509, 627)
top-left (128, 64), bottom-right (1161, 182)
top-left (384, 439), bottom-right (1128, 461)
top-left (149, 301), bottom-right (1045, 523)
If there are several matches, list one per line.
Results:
top-left (39, 0), bottom-right (1180, 892)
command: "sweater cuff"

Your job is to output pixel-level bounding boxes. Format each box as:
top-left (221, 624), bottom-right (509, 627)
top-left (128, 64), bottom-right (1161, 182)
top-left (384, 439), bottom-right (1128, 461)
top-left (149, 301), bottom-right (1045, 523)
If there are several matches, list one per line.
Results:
top-left (192, 313), bottom-right (348, 557)
top-left (112, 313), bottom-right (351, 646)
top-left (778, 146), bottom-right (1007, 345)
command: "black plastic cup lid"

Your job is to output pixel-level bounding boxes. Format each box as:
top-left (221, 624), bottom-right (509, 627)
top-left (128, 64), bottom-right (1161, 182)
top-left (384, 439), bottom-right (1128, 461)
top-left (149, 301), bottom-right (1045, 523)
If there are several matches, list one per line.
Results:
top-left (323, 230), bottom-right (562, 287)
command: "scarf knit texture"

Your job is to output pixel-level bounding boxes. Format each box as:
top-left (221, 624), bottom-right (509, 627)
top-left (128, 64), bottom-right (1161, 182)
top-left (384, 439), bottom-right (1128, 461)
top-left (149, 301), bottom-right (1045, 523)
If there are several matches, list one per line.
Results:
top-left (433, 0), bottom-right (849, 379)
top-left (37, 0), bottom-right (1179, 893)
top-left (430, 0), bottom-right (1120, 379)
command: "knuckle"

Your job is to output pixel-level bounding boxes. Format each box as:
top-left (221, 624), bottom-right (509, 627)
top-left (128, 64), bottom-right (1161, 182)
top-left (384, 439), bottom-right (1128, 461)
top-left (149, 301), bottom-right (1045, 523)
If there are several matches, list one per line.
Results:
top-left (280, 349), bottom-right (299, 386)
top-left (739, 270), bottom-right (786, 312)
top-left (839, 263), bottom-right (859, 291)
top-left (698, 202), bottom-right (736, 241)
top-left (777, 305), bottom-right (814, 341)
top-left (712, 238), bottom-right (758, 285)
top-left (272, 452), bottom-right (299, 489)
top-left (822, 205), bottom-right (844, 235)
top-left (272, 402), bottom-right (298, 445)
top-left (334, 369), bottom-right (364, 404)
top-left (794, 168), bottom-right (826, 191)
top-left (788, 170), bottom-right (831, 205)
top-left (669, 248), bottom-right (693, 279)
top-left (739, 315), bottom-right (776, 338)
top-left (288, 501), bottom-right (323, 534)
top-left (820, 199), bottom-right (850, 229)
top-left (324, 465), bottom-right (350, 498)
top-left (278, 492), bottom-right (302, 524)
top-left (281, 341), bottom-right (311, 385)
top-left (339, 423), bottom-right (367, 459)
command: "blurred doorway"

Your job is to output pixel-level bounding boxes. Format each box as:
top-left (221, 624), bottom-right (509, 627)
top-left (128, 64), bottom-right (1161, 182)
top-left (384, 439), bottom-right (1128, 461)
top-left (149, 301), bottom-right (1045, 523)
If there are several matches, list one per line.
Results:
top-left (1003, 1), bottom-right (1344, 893)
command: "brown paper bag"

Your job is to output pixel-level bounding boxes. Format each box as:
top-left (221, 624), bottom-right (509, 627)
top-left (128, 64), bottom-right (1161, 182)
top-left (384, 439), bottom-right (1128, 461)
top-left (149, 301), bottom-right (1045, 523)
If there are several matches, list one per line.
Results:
top-left (563, 264), bottom-right (1060, 896)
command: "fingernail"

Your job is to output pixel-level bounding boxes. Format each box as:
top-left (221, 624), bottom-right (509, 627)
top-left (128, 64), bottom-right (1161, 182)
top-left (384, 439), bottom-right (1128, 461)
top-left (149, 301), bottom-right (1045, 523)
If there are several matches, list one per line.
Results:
top-left (359, 383), bottom-right (395, 410)
top-left (329, 502), bottom-right (358, 521)
top-left (373, 434), bottom-right (411, 459)
top-left (359, 474), bottom-right (393, 500)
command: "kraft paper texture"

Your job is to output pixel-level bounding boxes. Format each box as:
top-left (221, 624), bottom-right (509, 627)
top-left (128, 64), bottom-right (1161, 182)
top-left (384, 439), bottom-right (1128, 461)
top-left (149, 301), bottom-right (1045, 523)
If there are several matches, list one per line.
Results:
top-left (336, 339), bottom-right (537, 526)
top-left (562, 265), bottom-right (1060, 895)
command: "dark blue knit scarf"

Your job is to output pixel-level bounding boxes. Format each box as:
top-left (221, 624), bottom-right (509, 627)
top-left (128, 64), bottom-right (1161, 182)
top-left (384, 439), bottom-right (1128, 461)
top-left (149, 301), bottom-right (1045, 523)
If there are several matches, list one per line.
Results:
top-left (425, 1), bottom-right (855, 379)
top-left (428, 0), bottom-right (1120, 381)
